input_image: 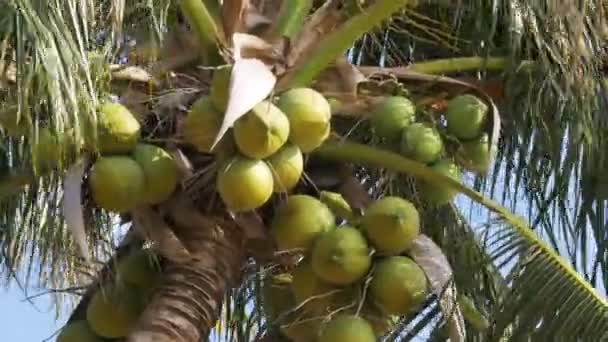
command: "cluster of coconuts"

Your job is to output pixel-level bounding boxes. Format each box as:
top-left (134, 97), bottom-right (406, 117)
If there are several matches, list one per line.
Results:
top-left (264, 194), bottom-right (429, 341)
top-left (182, 66), bottom-right (333, 212)
top-left (55, 249), bottom-right (161, 341)
top-left (370, 93), bottom-right (493, 205)
top-left (87, 103), bottom-right (180, 213)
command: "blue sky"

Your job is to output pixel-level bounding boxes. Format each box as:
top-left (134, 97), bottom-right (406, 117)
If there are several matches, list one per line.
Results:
top-left (0, 282), bottom-right (67, 341)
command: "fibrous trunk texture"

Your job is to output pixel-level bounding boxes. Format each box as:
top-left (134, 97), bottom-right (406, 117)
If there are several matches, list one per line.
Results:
top-left (127, 194), bottom-right (246, 342)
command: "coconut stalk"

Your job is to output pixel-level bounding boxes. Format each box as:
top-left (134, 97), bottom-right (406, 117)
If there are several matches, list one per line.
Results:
top-left (179, 0), bottom-right (225, 63)
top-left (272, 0), bottom-right (314, 39)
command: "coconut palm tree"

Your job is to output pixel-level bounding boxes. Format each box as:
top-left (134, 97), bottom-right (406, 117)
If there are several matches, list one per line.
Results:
top-left (1, 0), bottom-right (607, 341)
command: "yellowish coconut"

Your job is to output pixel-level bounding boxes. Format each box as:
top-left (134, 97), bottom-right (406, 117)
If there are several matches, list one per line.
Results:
top-left (317, 315), bottom-right (376, 342)
top-left (400, 122), bottom-right (444, 164)
top-left (459, 133), bottom-right (493, 174)
top-left (360, 196), bottom-right (420, 255)
top-left (233, 101), bottom-right (290, 159)
top-left (446, 94), bottom-right (488, 139)
top-left (86, 284), bottom-right (144, 338)
top-left (216, 156), bottom-right (274, 212)
top-left (56, 321), bottom-right (104, 342)
top-left (210, 65), bottom-right (232, 112)
top-left (183, 96), bottom-right (225, 153)
top-left (88, 156), bottom-right (146, 213)
top-left (277, 88), bottom-right (332, 153)
top-left (97, 102), bottom-right (141, 154)
top-left (311, 226), bottom-right (371, 286)
top-left (132, 143), bottom-right (180, 204)
top-left (418, 159), bottom-right (461, 205)
top-left (371, 96), bottom-right (416, 142)
top-left (271, 194), bottom-right (335, 252)
top-left (266, 143), bottom-right (304, 193)
top-left (116, 248), bottom-right (161, 290)
top-left (369, 256), bottom-right (428, 315)
top-left (291, 258), bottom-right (337, 314)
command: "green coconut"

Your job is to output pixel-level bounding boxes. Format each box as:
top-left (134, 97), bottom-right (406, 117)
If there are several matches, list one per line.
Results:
top-left (277, 87), bottom-right (332, 153)
top-left (210, 65), bottom-right (232, 112)
top-left (97, 102), bottom-right (141, 154)
top-left (318, 315), bottom-right (376, 342)
top-left (460, 133), bottom-right (492, 174)
top-left (132, 144), bottom-right (180, 205)
top-left (311, 226), bottom-right (371, 286)
top-left (183, 96), bottom-right (225, 153)
top-left (88, 156), bottom-right (146, 213)
top-left (271, 194), bottom-right (336, 252)
top-left (369, 256), bottom-right (428, 315)
top-left (31, 127), bottom-right (63, 174)
top-left (86, 284), bottom-right (144, 338)
top-left (233, 101), bottom-right (290, 159)
top-left (217, 156), bottom-right (274, 212)
top-left (371, 96), bottom-right (416, 142)
top-left (266, 143), bottom-right (304, 193)
top-left (446, 94), bottom-right (488, 139)
top-left (400, 122), bottom-right (444, 164)
top-left (116, 248), bottom-right (161, 290)
top-left (291, 258), bottom-right (337, 314)
top-left (360, 196), bottom-right (420, 255)
top-left (56, 321), bottom-right (104, 342)
top-left (419, 159), bottom-right (461, 205)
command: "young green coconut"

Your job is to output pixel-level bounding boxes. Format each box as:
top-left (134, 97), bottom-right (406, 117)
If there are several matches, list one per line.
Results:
top-left (271, 194), bottom-right (336, 252)
top-left (418, 159), bottom-right (462, 205)
top-left (446, 94), bottom-right (488, 140)
top-left (311, 226), bottom-right (371, 286)
top-left (369, 256), bottom-right (428, 316)
top-left (132, 143), bottom-right (180, 205)
top-left (56, 321), bottom-right (104, 342)
top-left (233, 100), bottom-right (290, 159)
top-left (96, 102), bottom-right (141, 154)
top-left (370, 96), bottom-right (416, 142)
top-left (459, 133), bottom-right (493, 174)
top-left (86, 284), bottom-right (145, 338)
top-left (277, 87), bottom-right (332, 153)
top-left (360, 196), bottom-right (420, 255)
top-left (400, 122), bottom-right (444, 164)
top-left (290, 258), bottom-right (337, 315)
top-left (209, 65), bottom-right (232, 112)
top-left (216, 156), bottom-right (274, 212)
top-left (266, 143), bottom-right (304, 193)
top-left (88, 156), bottom-right (146, 213)
top-left (317, 314), bottom-right (376, 342)
top-left (183, 96), bottom-right (225, 153)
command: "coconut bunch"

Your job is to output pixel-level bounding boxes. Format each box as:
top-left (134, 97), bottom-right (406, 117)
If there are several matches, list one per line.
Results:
top-left (182, 67), bottom-right (333, 212)
top-left (369, 94), bottom-right (493, 205)
top-left (86, 102), bottom-right (181, 213)
top-left (262, 193), bottom-right (430, 341)
top-left (56, 249), bottom-right (162, 341)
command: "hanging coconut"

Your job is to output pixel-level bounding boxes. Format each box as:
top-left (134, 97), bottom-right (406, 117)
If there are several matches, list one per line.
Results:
top-left (233, 100), bottom-right (290, 159)
top-left (311, 226), bottom-right (371, 286)
top-left (31, 127), bottom-right (62, 174)
top-left (270, 194), bottom-right (336, 252)
top-left (216, 156), bottom-right (274, 212)
top-left (317, 315), bottom-right (376, 342)
top-left (419, 159), bottom-right (461, 205)
top-left (400, 122), bottom-right (444, 164)
top-left (56, 320), bottom-right (104, 342)
top-left (88, 156), bottom-right (146, 213)
top-left (459, 133), bottom-right (493, 174)
top-left (183, 96), bottom-right (225, 153)
top-left (86, 284), bottom-right (145, 338)
top-left (97, 102), bottom-right (141, 154)
top-left (210, 65), bottom-right (232, 112)
top-left (266, 143), bottom-right (304, 193)
top-left (360, 196), bottom-right (420, 255)
top-left (369, 256), bottom-right (428, 315)
top-left (277, 87), bottom-right (332, 153)
top-left (132, 143), bottom-right (180, 205)
top-left (115, 248), bottom-right (161, 291)
top-left (370, 96), bottom-right (416, 142)
top-left (291, 258), bottom-right (337, 315)
top-left (446, 94), bottom-right (488, 140)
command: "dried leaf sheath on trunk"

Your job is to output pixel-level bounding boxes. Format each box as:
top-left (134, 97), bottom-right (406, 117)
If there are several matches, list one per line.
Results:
top-left (127, 194), bottom-right (246, 342)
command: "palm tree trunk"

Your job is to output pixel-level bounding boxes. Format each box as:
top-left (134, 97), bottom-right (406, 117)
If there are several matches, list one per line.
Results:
top-left (127, 193), bottom-right (246, 342)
